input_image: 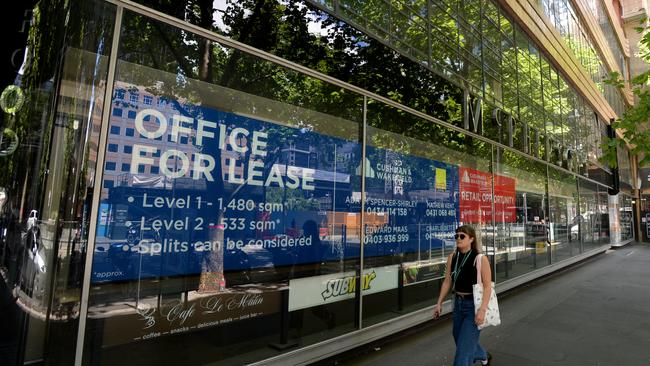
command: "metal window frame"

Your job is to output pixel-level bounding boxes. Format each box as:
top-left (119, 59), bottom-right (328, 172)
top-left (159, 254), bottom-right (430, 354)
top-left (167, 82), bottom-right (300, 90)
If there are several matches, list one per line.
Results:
top-left (74, 4), bottom-right (124, 365)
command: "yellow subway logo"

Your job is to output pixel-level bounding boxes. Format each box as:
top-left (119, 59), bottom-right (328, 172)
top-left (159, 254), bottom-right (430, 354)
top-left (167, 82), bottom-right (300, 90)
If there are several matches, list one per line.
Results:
top-left (321, 271), bottom-right (377, 300)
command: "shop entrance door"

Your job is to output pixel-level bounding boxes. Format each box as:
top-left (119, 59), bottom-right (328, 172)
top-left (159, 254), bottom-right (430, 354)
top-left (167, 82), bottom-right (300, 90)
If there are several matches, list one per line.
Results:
top-left (639, 195), bottom-right (650, 242)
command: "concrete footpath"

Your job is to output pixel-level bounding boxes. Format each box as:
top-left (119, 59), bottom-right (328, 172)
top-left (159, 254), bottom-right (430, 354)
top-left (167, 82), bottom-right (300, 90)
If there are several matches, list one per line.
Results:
top-left (315, 242), bottom-right (650, 366)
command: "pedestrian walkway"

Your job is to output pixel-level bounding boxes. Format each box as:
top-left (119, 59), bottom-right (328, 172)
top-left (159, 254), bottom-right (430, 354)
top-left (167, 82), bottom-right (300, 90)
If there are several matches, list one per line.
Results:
top-left (315, 242), bottom-right (650, 365)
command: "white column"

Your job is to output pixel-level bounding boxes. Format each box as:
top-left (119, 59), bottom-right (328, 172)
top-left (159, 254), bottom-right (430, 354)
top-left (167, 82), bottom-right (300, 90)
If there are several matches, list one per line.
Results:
top-left (608, 194), bottom-right (621, 245)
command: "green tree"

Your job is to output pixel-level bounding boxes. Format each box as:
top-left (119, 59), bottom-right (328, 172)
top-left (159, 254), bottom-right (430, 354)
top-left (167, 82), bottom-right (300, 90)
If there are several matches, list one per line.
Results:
top-left (602, 21), bottom-right (650, 168)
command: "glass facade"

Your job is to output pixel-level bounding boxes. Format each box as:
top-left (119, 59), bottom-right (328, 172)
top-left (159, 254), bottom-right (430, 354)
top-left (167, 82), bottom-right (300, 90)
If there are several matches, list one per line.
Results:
top-left (541, 0), bottom-right (627, 117)
top-left (119, 0), bottom-right (614, 183)
top-left (302, 0), bottom-right (613, 179)
top-left (586, 0), bottom-right (629, 81)
top-left (618, 145), bottom-right (633, 189)
top-left (0, 0), bottom-right (636, 366)
top-left (618, 193), bottom-right (635, 243)
top-left (83, 11), bottom-right (366, 363)
top-left (493, 148), bottom-right (551, 281)
top-left (548, 167), bottom-right (579, 263)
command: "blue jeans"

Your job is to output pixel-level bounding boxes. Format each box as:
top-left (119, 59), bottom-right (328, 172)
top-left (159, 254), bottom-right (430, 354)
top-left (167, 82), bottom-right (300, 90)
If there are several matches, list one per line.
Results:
top-left (452, 296), bottom-right (487, 366)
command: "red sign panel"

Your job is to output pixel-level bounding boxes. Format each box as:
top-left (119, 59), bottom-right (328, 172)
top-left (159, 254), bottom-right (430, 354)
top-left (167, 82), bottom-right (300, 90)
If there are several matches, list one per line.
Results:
top-left (493, 173), bottom-right (516, 222)
top-left (459, 168), bottom-right (516, 223)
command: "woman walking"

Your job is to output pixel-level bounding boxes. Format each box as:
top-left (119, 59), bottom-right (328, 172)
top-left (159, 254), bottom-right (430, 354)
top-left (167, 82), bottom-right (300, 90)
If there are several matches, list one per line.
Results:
top-left (434, 225), bottom-right (492, 365)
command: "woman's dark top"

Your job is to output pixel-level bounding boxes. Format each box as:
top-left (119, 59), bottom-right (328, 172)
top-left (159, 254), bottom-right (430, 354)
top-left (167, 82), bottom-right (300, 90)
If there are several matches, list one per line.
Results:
top-left (450, 249), bottom-right (478, 293)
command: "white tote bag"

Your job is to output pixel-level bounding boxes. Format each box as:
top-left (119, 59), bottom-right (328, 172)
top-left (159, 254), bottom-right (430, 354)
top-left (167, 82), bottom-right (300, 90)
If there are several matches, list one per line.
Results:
top-left (473, 254), bottom-right (501, 330)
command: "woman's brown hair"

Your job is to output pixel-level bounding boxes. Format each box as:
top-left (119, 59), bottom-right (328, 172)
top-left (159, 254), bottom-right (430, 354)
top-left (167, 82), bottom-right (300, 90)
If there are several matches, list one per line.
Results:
top-left (456, 225), bottom-right (480, 253)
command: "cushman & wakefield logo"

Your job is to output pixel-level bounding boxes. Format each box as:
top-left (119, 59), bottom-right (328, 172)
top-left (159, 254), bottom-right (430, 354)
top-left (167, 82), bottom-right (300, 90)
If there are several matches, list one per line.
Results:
top-left (321, 271), bottom-right (377, 300)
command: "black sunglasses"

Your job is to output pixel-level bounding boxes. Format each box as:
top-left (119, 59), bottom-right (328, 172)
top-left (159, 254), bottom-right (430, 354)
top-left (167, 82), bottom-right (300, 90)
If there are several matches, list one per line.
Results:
top-left (454, 233), bottom-right (467, 240)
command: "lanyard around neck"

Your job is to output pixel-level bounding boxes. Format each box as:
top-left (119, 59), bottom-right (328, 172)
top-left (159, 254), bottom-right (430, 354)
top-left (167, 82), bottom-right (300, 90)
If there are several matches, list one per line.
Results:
top-left (452, 250), bottom-right (471, 289)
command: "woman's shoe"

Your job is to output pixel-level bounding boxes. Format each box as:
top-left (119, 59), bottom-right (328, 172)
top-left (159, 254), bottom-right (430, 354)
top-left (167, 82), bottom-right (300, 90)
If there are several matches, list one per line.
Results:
top-left (477, 351), bottom-right (492, 365)
top-left (484, 352), bottom-right (492, 365)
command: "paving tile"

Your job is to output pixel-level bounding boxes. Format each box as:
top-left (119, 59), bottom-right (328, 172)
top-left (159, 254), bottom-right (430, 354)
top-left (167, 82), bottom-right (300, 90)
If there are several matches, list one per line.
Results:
top-left (318, 243), bottom-right (650, 366)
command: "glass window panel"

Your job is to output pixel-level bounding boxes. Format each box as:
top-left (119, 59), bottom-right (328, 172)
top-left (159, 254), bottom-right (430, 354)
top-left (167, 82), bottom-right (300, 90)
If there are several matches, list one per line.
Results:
top-left (458, 0), bottom-right (481, 34)
top-left (516, 53), bottom-right (532, 105)
top-left (364, 98), bottom-right (493, 325)
top-left (483, 23), bottom-right (500, 51)
top-left (530, 105), bottom-right (545, 134)
top-left (484, 1), bottom-right (499, 26)
top-left (494, 148), bottom-right (549, 282)
top-left (499, 13), bottom-right (514, 41)
top-left (619, 194), bottom-right (634, 242)
top-left (597, 184), bottom-right (610, 244)
top-left (548, 167), bottom-right (579, 263)
top-left (431, 0), bottom-right (458, 18)
top-left (84, 10), bottom-right (365, 365)
top-left (365, 1), bottom-right (391, 40)
top-left (392, 12), bottom-right (428, 62)
top-left (578, 179), bottom-right (600, 250)
top-left (618, 147), bottom-right (632, 188)
top-left (502, 86), bottom-right (519, 117)
top-left (339, 0), bottom-right (372, 28)
top-left (459, 54), bottom-right (483, 92)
